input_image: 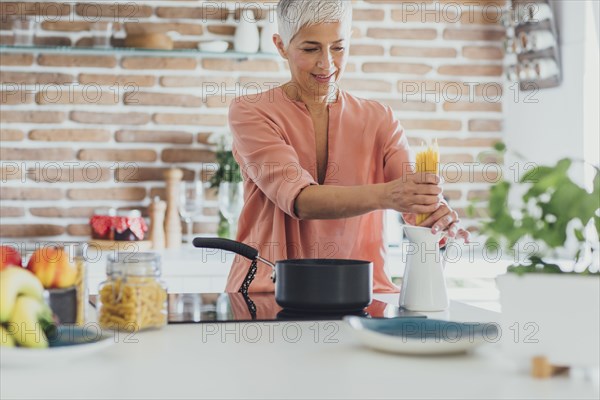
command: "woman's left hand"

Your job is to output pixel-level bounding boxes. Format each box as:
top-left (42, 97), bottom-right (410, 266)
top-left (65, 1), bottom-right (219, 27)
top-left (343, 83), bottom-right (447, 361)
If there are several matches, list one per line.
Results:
top-left (403, 202), bottom-right (470, 242)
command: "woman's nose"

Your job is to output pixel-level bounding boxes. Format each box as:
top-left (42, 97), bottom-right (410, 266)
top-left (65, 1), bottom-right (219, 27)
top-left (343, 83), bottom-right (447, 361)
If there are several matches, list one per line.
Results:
top-left (317, 51), bottom-right (334, 69)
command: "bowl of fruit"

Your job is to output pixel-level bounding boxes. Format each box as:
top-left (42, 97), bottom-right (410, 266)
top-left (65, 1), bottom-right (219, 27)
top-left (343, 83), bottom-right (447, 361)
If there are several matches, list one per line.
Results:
top-left (1, 245), bottom-right (112, 365)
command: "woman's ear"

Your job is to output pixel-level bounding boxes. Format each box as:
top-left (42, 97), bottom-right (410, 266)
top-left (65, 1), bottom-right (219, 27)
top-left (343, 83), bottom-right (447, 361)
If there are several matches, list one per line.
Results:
top-left (273, 34), bottom-right (288, 59)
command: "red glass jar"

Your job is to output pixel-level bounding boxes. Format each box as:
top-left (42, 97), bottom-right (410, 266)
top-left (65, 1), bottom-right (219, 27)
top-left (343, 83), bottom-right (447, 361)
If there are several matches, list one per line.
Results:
top-left (113, 210), bottom-right (148, 241)
top-left (90, 208), bottom-right (116, 240)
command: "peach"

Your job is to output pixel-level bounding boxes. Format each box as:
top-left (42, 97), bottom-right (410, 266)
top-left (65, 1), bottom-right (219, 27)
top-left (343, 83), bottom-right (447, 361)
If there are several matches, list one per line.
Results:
top-left (27, 246), bottom-right (77, 289)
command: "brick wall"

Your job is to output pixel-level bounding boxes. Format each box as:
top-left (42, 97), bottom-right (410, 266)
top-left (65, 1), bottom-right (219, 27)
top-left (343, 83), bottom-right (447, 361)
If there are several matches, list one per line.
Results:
top-left (0, 0), bottom-right (506, 242)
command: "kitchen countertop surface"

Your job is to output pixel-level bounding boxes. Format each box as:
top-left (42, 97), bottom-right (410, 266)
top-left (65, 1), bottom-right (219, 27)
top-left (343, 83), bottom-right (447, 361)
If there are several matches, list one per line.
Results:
top-left (2, 294), bottom-right (598, 400)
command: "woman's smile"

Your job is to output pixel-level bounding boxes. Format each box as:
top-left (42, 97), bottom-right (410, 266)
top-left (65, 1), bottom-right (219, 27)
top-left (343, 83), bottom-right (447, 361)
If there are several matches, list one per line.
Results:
top-left (312, 71), bottom-right (337, 84)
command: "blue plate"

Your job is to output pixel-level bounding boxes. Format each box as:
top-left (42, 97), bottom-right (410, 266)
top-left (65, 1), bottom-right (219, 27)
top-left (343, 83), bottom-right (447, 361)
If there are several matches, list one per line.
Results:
top-left (47, 325), bottom-right (110, 347)
top-left (1, 326), bottom-right (114, 366)
top-left (345, 316), bottom-right (499, 355)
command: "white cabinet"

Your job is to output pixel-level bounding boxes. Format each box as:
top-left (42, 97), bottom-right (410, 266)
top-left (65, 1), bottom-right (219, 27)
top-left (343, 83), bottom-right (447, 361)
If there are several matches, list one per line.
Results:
top-left (181, 277), bottom-right (213, 293)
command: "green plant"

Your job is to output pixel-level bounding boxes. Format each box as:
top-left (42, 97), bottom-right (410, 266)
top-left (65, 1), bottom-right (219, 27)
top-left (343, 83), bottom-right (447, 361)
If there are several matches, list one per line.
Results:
top-left (472, 143), bottom-right (600, 275)
top-left (209, 147), bottom-right (242, 190)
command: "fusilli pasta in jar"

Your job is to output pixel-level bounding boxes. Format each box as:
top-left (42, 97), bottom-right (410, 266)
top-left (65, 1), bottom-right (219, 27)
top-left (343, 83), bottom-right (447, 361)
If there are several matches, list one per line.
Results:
top-left (98, 252), bottom-right (167, 332)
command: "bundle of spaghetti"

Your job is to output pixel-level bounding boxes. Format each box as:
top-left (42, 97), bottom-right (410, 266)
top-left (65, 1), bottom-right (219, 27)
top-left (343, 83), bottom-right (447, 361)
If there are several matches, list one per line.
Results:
top-left (415, 139), bottom-right (440, 225)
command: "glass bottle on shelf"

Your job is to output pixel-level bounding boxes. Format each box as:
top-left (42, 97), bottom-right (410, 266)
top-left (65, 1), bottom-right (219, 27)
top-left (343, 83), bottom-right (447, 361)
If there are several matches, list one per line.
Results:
top-left (503, 3), bottom-right (553, 27)
top-left (506, 29), bottom-right (557, 54)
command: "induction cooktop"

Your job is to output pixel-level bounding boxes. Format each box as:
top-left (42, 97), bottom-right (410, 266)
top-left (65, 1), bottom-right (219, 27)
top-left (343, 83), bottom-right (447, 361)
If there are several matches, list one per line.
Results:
top-left (166, 293), bottom-right (426, 323)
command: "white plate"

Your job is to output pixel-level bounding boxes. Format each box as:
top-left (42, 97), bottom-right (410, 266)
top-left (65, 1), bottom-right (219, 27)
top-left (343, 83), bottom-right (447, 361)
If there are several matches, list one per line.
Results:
top-left (1, 326), bottom-right (114, 367)
top-left (345, 316), bottom-right (498, 355)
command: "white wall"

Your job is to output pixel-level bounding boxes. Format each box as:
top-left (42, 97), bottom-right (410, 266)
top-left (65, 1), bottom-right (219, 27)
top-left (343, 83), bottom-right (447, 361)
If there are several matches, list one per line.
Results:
top-left (583, 1), bottom-right (600, 189)
top-left (593, 0), bottom-right (600, 44)
top-left (503, 0), bottom-right (597, 185)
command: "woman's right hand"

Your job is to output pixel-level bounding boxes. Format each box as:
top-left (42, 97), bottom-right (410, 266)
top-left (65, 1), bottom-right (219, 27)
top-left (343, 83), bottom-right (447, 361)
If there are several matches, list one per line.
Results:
top-left (381, 172), bottom-right (443, 214)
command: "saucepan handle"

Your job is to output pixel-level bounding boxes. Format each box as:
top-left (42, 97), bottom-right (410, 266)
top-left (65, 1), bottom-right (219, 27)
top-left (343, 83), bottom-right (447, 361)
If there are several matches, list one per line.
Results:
top-left (193, 237), bottom-right (258, 261)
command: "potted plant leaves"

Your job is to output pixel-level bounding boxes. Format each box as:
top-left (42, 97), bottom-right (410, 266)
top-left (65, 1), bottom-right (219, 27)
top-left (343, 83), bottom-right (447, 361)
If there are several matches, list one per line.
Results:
top-left (473, 143), bottom-right (599, 370)
top-left (208, 133), bottom-right (243, 239)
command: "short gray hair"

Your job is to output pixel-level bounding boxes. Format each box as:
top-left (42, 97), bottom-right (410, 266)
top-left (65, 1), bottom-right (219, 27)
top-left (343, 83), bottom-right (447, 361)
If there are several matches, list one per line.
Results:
top-left (277, 0), bottom-right (353, 48)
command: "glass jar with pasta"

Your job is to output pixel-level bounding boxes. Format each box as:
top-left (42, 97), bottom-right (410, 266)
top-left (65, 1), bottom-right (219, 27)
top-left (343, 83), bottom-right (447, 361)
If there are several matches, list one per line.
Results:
top-left (97, 252), bottom-right (167, 332)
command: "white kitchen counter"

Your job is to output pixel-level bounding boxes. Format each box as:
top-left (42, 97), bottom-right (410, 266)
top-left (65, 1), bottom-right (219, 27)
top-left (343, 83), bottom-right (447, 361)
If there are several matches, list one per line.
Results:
top-left (2, 295), bottom-right (598, 400)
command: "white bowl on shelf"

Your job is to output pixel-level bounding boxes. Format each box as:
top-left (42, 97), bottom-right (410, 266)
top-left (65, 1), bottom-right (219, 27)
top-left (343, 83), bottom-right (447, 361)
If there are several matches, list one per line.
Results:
top-left (198, 41), bottom-right (229, 53)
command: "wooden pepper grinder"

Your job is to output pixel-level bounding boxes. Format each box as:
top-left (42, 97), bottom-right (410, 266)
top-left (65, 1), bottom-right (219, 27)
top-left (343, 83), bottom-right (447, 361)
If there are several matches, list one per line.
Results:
top-left (163, 168), bottom-right (183, 249)
top-left (148, 196), bottom-right (166, 250)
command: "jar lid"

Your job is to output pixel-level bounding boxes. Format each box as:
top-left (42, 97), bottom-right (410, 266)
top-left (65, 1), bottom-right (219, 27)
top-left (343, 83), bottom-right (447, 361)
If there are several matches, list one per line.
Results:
top-left (117, 209), bottom-right (142, 218)
top-left (94, 207), bottom-right (116, 216)
top-left (107, 252), bottom-right (161, 277)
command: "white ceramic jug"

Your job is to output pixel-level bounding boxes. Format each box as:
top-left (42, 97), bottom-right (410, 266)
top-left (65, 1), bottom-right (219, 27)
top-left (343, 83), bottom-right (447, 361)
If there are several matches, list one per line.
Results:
top-left (399, 225), bottom-right (449, 311)
top-left (234, 9), bottom-right (260, 53)
top-left (260, 9), bottom-right (279, 54)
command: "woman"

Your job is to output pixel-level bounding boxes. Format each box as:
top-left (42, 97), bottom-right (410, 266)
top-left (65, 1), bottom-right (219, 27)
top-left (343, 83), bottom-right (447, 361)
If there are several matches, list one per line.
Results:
top-left (226, 0), bottom-right (469, 293)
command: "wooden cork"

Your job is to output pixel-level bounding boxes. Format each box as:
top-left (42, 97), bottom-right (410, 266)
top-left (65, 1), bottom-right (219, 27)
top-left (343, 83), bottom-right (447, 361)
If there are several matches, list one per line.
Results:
top-left (531, 356), bottom-right (570, 379)
top-left (163, 168), bottom-right (183, 249)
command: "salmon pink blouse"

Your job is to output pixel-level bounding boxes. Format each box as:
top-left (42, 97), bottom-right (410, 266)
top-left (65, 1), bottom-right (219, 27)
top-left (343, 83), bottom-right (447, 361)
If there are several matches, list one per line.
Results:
top-left (225, 87), bottom-right (413, 293)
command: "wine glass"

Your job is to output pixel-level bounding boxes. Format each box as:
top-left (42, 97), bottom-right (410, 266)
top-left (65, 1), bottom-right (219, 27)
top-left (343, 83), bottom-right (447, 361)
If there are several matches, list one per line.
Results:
top-left (218, 181), bottom-right (244, 239)
top-left (179, 181), bottom-right (204, 246)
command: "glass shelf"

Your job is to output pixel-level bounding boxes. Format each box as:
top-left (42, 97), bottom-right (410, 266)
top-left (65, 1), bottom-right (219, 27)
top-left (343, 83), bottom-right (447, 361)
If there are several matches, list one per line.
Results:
top-left (0, 44), bottom-right (279, 59)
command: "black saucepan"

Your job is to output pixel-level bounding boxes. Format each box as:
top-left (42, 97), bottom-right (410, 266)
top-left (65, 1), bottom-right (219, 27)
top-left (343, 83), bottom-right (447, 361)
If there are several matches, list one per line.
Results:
top-left (193, 238), bottom-right (373, 312)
